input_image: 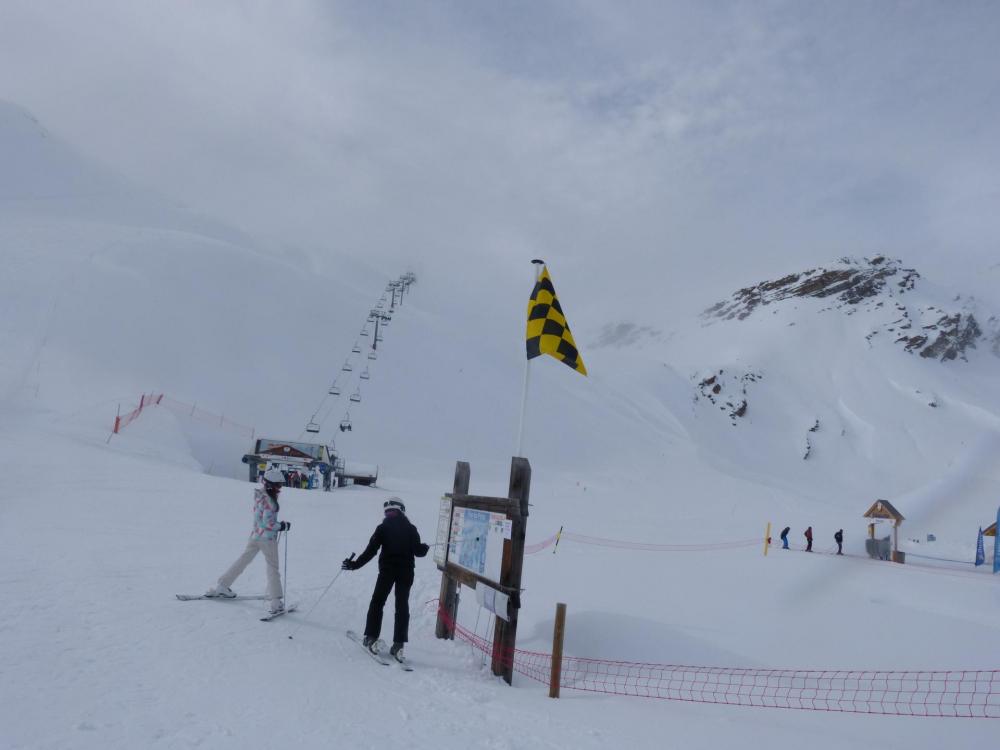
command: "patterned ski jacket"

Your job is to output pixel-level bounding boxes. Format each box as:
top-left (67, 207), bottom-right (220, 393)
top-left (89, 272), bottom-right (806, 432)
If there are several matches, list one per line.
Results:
top-left (250, 488), bottom-right (281, 540)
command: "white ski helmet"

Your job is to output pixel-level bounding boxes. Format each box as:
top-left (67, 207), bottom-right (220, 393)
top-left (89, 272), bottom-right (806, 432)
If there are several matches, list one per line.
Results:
top-left (383, 497), bottom-right (406, 514)
top-left (263, 468), bottom-right (285, 485)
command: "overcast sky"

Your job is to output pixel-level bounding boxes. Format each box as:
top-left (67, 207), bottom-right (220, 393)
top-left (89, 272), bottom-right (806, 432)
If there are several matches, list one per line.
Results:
top-left (1, 1), bottom-right (998, 325)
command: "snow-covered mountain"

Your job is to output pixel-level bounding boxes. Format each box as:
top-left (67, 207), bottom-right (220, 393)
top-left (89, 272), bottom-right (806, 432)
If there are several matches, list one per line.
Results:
top-left (2, 104), bottom-right (998, 749)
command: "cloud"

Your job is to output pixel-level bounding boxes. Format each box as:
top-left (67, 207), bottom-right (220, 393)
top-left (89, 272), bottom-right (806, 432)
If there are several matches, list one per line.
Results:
top-left (1, 0), bottom-right (998, 326)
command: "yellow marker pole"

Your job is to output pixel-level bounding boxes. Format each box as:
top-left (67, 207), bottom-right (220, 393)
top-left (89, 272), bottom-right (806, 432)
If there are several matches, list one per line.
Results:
top-left (764, 522), bottom-right (771, 556)
top-left (553, 525), bottom-right (563, 555)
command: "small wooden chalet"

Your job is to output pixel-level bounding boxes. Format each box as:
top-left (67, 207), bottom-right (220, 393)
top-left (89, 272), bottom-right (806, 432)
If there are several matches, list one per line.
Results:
top-left (864, 499), bottom-right (905, 563)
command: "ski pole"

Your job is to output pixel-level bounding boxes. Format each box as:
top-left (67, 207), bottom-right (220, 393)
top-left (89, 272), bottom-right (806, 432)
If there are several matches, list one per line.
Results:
top-left (283, 529), bottom-right (289, 606)
top-left (287, 553), bottom-right (354, 640)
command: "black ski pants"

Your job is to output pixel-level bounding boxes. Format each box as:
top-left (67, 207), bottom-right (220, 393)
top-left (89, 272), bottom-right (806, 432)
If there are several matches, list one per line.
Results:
top-left (364, 566), bottom-right (414, 644)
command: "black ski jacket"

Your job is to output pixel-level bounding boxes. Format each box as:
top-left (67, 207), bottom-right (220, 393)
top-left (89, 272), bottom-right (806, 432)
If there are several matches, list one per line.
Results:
top-left (355, 511), bottom-right (429, 571)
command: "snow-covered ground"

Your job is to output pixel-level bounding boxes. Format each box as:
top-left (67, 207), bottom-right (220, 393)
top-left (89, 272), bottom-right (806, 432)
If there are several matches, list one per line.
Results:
top-left (2, 102), bottom-right (999, 748)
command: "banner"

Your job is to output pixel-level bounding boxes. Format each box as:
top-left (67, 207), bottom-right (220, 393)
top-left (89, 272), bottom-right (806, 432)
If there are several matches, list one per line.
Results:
top-left (994, 506), bottom-right (1000, 574)
top-left (526, 266), bottom-right (587, 376)
top-left (975, 527), bottom-right (985, 566)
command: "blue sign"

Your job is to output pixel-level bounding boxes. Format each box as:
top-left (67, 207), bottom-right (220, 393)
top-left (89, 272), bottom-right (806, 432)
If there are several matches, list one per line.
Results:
top-left (994, 506), bottom-right (1000, 574)
top-left (975, 527), bottom-right (985, 566)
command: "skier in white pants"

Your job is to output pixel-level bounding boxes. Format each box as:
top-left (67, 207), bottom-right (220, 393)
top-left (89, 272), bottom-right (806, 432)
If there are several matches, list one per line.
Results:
top-left (206, 467), bottom-right (289, 614)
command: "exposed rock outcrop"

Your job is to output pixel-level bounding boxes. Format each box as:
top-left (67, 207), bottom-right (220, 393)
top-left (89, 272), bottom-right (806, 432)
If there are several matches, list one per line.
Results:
top-left (703, 256), bottom-right (991, 363)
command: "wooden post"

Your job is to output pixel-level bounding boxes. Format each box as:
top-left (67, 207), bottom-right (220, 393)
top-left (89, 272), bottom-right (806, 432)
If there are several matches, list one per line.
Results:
top-left (764, 522), bottom-right (771, 556)
top-left (436, 461), bottom-right (469, 639)
top-left (492, 456), bottom-right (530, 685)
top-left (549, 602), bottom-right (566, 698)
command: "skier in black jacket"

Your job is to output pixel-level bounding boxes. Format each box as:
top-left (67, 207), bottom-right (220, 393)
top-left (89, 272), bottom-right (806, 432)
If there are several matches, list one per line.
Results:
top-left (342, 498), bottom-right (429, 660)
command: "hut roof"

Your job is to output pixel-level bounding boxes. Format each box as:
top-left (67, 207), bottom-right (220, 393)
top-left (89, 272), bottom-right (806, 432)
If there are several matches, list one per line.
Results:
top-left (863, 499), bottom-right (905, 523)
top-left (985, 522), bottom-right (997, 537)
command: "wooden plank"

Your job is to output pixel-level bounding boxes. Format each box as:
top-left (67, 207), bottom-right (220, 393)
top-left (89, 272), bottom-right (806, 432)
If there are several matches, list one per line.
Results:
top-left (508, 457), bottom-right (531, 518)
top-left (446, 493), bottom-right (518, 514)
top-left (493, 457), bottom-right (530, 684)
top-left (443, 563), bottom-right (494, 592)
top-left (436, 461), bottom-right (469, 640)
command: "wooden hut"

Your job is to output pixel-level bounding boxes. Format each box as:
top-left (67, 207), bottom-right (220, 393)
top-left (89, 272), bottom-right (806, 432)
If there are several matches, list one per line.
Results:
top-left (984, 522), bottom-right (997, 538)
top-left (864, 499), bottom-right (905, 563)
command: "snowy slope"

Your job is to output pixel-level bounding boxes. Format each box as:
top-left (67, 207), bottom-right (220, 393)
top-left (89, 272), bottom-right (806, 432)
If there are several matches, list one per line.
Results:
top-left (2, 104), bottom-right (999, 749)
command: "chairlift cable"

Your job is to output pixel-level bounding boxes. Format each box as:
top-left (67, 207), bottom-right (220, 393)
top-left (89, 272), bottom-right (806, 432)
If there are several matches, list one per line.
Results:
top-left (298, 278), bottom-right (405, 440)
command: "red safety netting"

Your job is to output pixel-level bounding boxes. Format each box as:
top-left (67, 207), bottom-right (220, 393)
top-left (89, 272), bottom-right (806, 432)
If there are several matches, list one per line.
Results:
top-left (524, 533), bottom-right (560, 554)
top-left (112, 393), bottom-right (255, 439)
top-left (524, 530), bottom-right (761, 555)
top-left (159, 396), bottom-right (255, 439)
top-left (437, 606), bottom-right (1000, 718)
top-left (112, 393), bottom-right (163, 433)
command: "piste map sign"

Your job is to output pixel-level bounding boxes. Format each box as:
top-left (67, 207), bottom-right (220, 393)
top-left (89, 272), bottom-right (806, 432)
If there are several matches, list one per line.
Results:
top-left (447, 506), bottom-right (511, 586)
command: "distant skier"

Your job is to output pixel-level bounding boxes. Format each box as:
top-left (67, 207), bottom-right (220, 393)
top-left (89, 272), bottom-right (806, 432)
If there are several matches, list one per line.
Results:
top-left (804, 526), bottom-right (813, 552)
top-left (341, 498), bottom-right (429, 661)
top-left (205, 467), bottom-right (290, 615)
top-left (834, 529), bottom-right (844, 555)
top-left (780, 526), bottom-right (790, 549)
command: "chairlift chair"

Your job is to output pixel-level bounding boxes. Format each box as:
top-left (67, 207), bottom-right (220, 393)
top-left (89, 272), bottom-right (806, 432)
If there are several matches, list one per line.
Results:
top-left (350, 388), bottom-right (362, 403)
top-left (367, 350), bottom-right (377, 360)
top-left (342, 360), bottom-right (352, 372)
top-left (352, 341), bottom-right (361, 354)
top-left (339, 413), bottom-right (352, 432)
top-left (375, 334), bottom-right (384, 343)
top-left (328, 383), bottom-right (341, 396)
top-left (360, 367), bottom-right (370, 380)
top-left (360, 328), bottom-right (369, 337)
top-left (306, 420), bottom-right (320, 434)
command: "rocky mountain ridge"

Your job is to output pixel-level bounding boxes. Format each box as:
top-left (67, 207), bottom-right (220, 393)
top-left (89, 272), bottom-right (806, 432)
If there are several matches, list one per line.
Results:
top-left (702, 256), bottom-right (998, 362)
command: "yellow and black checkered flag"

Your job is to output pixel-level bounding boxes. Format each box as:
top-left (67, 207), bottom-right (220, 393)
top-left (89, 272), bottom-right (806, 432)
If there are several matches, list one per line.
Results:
top-left (526, 266), bottom-right (587, 376)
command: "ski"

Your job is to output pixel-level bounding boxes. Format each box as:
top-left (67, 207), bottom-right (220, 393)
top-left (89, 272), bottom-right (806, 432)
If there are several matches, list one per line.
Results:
top-left (346, 630), bottom-right (390, 666)
top-left (390, 652), bottom-right (414, 672)
top-left (176, 594), bottom-right (268, 601)
top-left (260, 605), bottom-right (298, 622)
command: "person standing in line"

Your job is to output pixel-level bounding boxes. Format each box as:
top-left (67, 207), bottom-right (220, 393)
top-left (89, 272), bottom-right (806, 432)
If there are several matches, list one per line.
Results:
top-left (341, 498), bottom-right (429, 661)
top-left (780, 526), bottom-right (790, 549)
top-left (834, 529), bottom-right (844, 555)
top-left (804, 526), bottom-right (813, 552)
top-left (206, 467), bottom-right (290, 615)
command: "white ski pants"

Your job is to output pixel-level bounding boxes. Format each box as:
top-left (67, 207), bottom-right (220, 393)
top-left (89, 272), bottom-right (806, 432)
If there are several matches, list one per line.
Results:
top-left (218, 537), bottom-right (283, 604)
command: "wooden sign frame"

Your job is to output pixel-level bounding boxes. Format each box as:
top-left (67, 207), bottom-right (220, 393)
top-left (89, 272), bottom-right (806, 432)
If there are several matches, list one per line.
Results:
top-left (435, 457), bottom-right (530, 685)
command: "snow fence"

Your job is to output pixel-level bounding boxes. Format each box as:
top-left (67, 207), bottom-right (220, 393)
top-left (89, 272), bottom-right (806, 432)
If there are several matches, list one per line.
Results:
top-left (438, 606), bottom-right (1000, 718)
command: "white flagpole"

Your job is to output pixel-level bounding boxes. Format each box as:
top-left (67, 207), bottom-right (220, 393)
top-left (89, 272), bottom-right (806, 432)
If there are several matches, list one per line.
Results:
top-left (515, 260), bottom-right (545, 458)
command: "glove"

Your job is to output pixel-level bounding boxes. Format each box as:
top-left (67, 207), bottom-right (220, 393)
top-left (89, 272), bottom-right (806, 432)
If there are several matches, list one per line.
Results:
top-left (279, 521), bottom-right (291, 531)
top-left (341, 557), bottom-right (358, 571)
top-left (416, 543), bottom-right (430, 557)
